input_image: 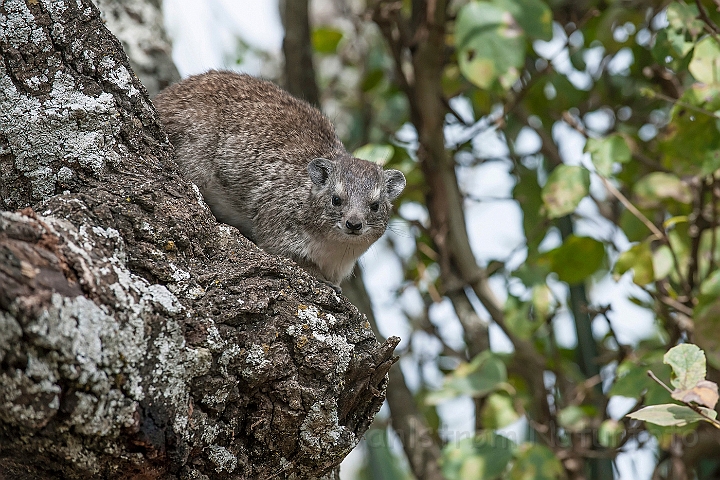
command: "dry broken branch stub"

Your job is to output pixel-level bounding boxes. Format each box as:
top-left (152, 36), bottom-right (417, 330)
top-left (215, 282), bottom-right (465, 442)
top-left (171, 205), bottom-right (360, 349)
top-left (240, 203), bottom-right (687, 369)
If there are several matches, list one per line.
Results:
top-left (0, 0), bottom-right (398, 478)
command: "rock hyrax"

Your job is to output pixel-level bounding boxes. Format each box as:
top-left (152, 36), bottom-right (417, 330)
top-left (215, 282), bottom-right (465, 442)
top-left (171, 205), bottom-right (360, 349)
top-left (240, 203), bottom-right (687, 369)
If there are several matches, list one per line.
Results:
top-left (154, 71), bottom-right (405, 289)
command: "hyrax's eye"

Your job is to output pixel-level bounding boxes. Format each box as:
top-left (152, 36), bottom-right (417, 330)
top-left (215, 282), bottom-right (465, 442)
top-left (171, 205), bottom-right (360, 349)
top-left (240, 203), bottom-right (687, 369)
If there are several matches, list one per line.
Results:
top-left (332, 195), bottom-right (342, 206)
top-left (370, 202), bottom-right (380, 212)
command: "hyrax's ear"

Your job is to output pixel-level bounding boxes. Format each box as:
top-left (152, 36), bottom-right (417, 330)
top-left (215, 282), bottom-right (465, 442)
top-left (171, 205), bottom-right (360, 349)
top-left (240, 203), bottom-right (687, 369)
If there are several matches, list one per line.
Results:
top-left (385, 169), bottom-right (406, 201)
top-left (308, 158), bottom-right (334, 186)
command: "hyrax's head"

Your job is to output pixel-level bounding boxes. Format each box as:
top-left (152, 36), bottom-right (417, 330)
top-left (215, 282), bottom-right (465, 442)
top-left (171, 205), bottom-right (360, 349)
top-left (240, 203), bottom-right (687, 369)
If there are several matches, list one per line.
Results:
top-left (307, 156), bottom-right (405, 244)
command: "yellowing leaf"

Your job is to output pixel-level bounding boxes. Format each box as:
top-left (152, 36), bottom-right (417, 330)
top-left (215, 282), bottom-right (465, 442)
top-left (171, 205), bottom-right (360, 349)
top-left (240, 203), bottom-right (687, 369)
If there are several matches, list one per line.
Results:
top-left (690, 37), bottom-right (720, 85)
top-left (598, 420), bottom-right (624, 449)
top-left (541, 165), bottom-right (590, 218)
top-left (671, 380), bottom-right (719, 409)
top-left (312, 27), bottom-right (343, 54)
top-left (614, 242), bottom-right (654, 285)
top-left (480, 392), bottom-right (520, 429)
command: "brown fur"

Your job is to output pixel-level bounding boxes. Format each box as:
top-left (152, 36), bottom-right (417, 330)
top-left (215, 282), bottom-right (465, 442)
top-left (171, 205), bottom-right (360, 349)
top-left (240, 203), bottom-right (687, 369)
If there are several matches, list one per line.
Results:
top-left (154, 71), bottom-right (405, 287)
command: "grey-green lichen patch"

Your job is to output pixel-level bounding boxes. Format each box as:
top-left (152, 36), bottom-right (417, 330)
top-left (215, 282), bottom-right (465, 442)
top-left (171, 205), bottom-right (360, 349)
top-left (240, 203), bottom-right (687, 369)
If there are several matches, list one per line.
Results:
top-left (1, 0), bottom-right (155, 208)
top-left (184, 347), bottom-right (213, 379)
top-left (207, 445), bottom-right (237, 473)
top-left (203, 318), bottom-right (227, 353)
top-left (299, 399), bottom-right (356, 461)
top-left (99, 56), bottom-right (140, 98)
top-left (0, 0), bottom-right (44, 49)
top-left (1, 210), bottom-right (192, 457)
top-left (0, 63), bottom-right (122, 206)
top-left (0, 368), bottom-right (61, 429)
top-left (181, 469), bottom-right (210, 480)
top-left (218, 344), bottom-right (243, 378)
top-left (0, 312), bottom-right (22, 363)
top-left (290, 305), bottom-right (354, 376)
top-left (200, 385), bottom-right (232, 411)
top-left (67, 389), bottom-right (137, 436)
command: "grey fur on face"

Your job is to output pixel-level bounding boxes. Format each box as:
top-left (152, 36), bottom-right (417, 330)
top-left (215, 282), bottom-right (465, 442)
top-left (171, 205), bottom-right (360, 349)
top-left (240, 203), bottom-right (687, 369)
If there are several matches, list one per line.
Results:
top-left (154, 71), bottom-right (405, 289)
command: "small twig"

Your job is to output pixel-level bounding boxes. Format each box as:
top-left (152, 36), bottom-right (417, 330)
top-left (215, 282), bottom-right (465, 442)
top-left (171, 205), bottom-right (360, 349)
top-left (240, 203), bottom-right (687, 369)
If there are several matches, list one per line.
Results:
top-left (696, 0), bottom-right (720, 35)
top-left (657, 295), bottom-right (695, 318)
top-left (598, 176), bottom-right (665, 240)
top-left (648, 89), bottom-right (720, 119)
top-left (647, 370), bottom-right (720, 429)
top-left (647, 370), bottom-right (674, 394)
top-left (706, 174), bottom-right (720, 280)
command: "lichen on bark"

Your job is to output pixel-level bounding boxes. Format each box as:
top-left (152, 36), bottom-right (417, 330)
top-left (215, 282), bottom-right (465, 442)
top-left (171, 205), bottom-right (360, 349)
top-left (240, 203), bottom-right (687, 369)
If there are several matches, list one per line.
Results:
top-left (0, 1), bottom-right (397, 478)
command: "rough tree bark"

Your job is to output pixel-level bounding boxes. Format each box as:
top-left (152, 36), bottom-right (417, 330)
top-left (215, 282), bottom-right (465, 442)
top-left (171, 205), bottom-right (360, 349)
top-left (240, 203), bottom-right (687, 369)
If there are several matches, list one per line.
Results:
top-left (0, 1), bottom-right (397, 479)
top-left (94, 0), bottom-right (180, 97)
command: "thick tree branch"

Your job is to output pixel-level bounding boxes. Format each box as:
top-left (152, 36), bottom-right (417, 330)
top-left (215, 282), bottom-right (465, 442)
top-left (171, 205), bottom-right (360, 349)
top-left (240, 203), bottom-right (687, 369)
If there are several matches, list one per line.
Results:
top-left (0, 1), bottom-right (395, 478)
top-left (281, 0), bottom-right (320, 105)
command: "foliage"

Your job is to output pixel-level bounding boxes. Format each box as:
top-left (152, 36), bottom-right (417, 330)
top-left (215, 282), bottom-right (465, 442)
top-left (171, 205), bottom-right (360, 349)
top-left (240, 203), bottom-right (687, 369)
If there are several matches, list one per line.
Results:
top-left (627, 344), bottom-right (720, 428)
top-left (300, 0), bottom-right (720, 478)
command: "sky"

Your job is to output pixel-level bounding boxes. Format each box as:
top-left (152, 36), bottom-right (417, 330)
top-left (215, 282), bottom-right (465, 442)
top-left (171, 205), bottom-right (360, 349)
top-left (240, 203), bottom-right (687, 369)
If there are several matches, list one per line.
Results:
top-left (161, 1), bottom-right (660, 477)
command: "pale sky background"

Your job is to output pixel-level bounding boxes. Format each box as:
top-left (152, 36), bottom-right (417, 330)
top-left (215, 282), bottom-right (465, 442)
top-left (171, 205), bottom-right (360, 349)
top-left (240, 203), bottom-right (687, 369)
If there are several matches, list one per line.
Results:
top-left (161, 1), bottom-right (660, 477)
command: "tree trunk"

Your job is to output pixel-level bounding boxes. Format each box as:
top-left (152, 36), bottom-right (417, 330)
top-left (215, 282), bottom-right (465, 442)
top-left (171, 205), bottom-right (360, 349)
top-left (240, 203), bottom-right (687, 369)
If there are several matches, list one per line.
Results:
top-left (0, 1), bottom-right (397, 478)
top-left (94, 0), bottom-right (181, 97)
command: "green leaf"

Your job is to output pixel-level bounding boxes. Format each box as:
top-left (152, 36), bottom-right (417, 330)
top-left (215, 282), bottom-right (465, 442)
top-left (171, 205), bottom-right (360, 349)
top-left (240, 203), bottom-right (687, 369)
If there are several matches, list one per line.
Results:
top-left (442, 432), bottom-right (515, 480)
top-left (689, 37), bottom-right (720, 85)
top-left (664, 344), bottom-right (707, 390)
top-left (494, 0), bottom-right (553, 41)
top-left (353, 144), bottom-right (394, 165)
top-left (659, 85), bottom-right (720, 175)
top-left (652, 245), bottom-right (675, 280)
top-left (361, 68), bottom-right (384, 92)
top-left (508, 444), bottom-right (566, 480)
top-left (312, 27), bottom-right (343, 54)
top-left (586, 134), bottom-right (631, 177)
top-left (480, 392), bottom-right (520, 429)
top-left (700, 270), bottom-right (720, 297)
top-left (426, 352), bottom-right (508, 404)
top-left (611, 354), bottom-right (674, 405)
top-left (542, 235), bottom-right (604, 285)
top-left (598, 419), bottom-right (624, 448)
top-left (613, 241), bottom-right (654, 285)
top-left (531, 284), bottom-right (553, 321)
top-left (627, 404), bottom-right (716, 427)
top-left (557, 405), bottom-right (590, 432)
top-left (504, 294), bottom-right (536, 339)
top-left (666, 3), bottom-right (703, 39)
top-left (633, 172), bottom-right (692, 208)
top-left (620, 208), bottom-right (653, 243)
top-left (362, 428), bottom-right (413, 480)
top-left (541, 165), bottom-right (590, 218)
top-left (456, 1), bottom-right (525, 90)
top-left (513, 165), bottom-right (546, 250)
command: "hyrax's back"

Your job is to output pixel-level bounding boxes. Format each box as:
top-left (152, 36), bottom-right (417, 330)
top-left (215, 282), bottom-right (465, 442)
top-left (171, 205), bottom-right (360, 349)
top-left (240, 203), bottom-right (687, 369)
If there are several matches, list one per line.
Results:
top-left (154, 71), bottom-right (345, 240)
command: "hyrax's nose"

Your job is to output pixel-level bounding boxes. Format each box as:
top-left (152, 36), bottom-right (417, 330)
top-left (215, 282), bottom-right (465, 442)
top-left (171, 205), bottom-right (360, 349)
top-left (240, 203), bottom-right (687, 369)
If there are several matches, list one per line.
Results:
top-left (346, 220), bottom-right (363, 231)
